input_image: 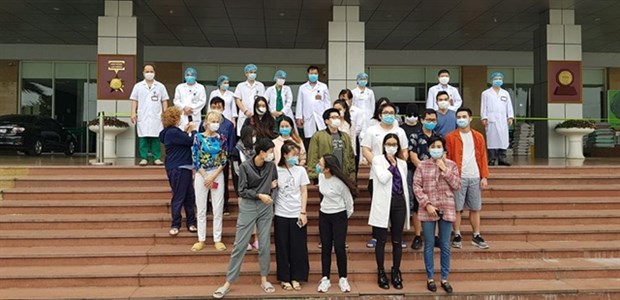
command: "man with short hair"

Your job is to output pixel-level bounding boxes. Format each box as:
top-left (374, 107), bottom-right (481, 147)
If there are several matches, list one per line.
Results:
top-left (481, 72), bottom-right (514, 166)
top-left (426, 69), bottom-right (463, 111)
top-left (307, 108), bottom-right (355, 181)
top-left (234, 64), bottom-right (265, 136)
top-left (173, 67), bottom-right (207, 129)
top-left (296, 65), bottom-right (331, 151)
top-left (434, 91), bottom-right (457, 137)
top-left (445, 107), bottom-right (490, 249)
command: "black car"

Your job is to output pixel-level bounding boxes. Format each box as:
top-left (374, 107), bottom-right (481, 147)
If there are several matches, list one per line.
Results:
top-left (0, 114), bottom-right (77, 156)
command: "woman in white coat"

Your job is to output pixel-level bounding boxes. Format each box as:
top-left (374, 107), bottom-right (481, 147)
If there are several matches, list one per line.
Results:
top-left (368, 133), bottom-right (410, 290)
top-left (265, 70), bottom-right (294, 122)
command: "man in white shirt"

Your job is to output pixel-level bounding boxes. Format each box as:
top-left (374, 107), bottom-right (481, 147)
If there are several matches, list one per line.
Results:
top-left (426, 69), bottom-right (463, 111)
top-left (173, 67), bottom-right (206, 129)
top-left (481, 72), bottom-right (514, 166)
top-left (351, 72), bottom-right (376, 122)
top-left (234, 64), bottom-right (265, 136)
top-left (130, 64), bottom-right (169, 166)
top-left (295, 65), bottom-right (331, 151)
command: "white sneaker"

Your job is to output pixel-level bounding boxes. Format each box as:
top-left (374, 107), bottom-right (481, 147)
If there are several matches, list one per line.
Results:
top-left (154, 159), bottom-right (164, 165)
top-left (339, 277), bottom-right (351, 293)
top-left (138, 159), bottom-right (148, 166)
top-left (317, 276), bottom-right (331, 293)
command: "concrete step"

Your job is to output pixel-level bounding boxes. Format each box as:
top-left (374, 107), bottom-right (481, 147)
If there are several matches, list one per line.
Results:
top-left (488, 165), bottom-right (620, 175)
top-left (1, 241), bottom-right (618, 267)
top-left (488, 173), bottom-right (620, 185)
top-left (1, 258), bottom-right (619, 288)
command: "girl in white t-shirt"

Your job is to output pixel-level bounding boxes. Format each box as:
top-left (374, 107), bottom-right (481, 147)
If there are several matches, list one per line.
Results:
top-left (274, 141), bottom-right (310, 291)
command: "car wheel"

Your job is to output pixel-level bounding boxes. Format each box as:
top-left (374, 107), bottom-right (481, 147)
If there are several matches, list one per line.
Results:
top-left (64, 140), bottom-right (76, 156)
top-left (26, 139), bottom-right (43, 156)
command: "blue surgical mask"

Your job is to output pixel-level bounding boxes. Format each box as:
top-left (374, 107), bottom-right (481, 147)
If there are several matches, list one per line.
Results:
top-left (456, 118), bottom-right (469, 128)
top-left (248, 73), bottom-right (257, 81)
top-left (493, 79), bottom-right (503, 87)
top-left (279, 127), bottom-right (292, 136)
top-left (221, 84), bottom-right (229, 91)
top-left (423, 121), bottom-right (436, 131)
top-left (287, 156), bottom-right (299, 166)
top-left (430, 148), bottom-right (444, 159)
top-left (358, 80), bottom-right (368, 87)
top-left (308, 74), bottom-right (319, 82)
top-left (315, 164), bottom-right (322, 174)
top-left (382, 114), bottom-right (395, 125)
top-left (185, 76), bottom-right (196, 84)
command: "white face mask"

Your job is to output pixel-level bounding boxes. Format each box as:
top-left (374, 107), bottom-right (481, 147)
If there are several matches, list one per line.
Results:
top-left (330, 119), bottom-right (341, 128)
top-left (257, 107), bottom-right (267, 115)
top-left (439, 76), bottom-right (449, 85)
top-left (208, 122), bottom-right (220, 132)
top-left (252, 137), bottom-right (257, 144)
top-left (405, 116), bottom-right (418, 123)
top-left (144, 73), bottom-right (155, 81)
top-left (276, 78), bottom-right (285, 86)
top-left (264, 152), bottom-right (275, 162)
top-left (438, 101), bottom-right (450, 110)
top-left (385, 146), bottom-right (398, 155)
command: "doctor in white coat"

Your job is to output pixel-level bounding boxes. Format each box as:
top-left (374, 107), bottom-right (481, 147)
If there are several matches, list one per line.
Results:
top-left (265, 70), bottom-right (294, 121)
top-left (234, 64), bottom-right (265, 136)
top-left (352, 72), bottom-right (376, 122)
top-left (368, 132), bottom-right (410, 290)
top-left (209, 75), bottom-right (237, 124)
top-left (481, 72), bottom-right (514, 166)
top-left (426, 69), bottom-right (463, 111)
top-left (295, 65), bottom-right (331, 151)
top-left (173, 67), bottom-right (207, 130)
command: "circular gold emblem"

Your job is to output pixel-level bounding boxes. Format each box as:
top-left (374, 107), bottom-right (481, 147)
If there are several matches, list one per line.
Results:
top-left (557, 69), bottom-right (574, 86)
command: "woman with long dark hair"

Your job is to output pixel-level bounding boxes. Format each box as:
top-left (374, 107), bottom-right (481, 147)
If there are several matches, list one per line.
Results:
top-left (243, 96), bottom-right (277, 139)
top-left (273, 116), bottom-right (306, 166)
top-left (316, 154), bottom-right (357, 294)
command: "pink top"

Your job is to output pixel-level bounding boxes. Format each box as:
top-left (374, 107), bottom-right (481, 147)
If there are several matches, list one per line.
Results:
top-left (413, 158), bottom-right (461, 222)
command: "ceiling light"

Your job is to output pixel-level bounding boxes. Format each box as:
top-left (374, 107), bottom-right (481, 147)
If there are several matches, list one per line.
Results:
top-left (595, 18), bottom-right (600, 22)
top-left (169, 10), bottom-right (174, 14)
top-left (53, 7), bottom-right (60, 11)
top-left (279, 12), bottom-right (285, 17)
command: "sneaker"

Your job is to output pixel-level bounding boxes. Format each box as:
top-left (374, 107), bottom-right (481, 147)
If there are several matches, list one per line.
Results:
top-left (401, 240), bottom-right (407, 248)
top-left (317, 242), bottom-right (321, 248)
top-left (472, 234), bottom-right (489, 249)
top-left (188, 225), bottom-right (197, 232)
top-left (154, 159), bottom-right (164, 165)
top-left (251, 240), bottom-right (259, 250)
top-left (339, 277), bottom-right (351, 293)
top-left (452, 234), bottom-right (462, 248)
top-left (168, 228), bottom-right (179, 236)
top-left (317, 276), bottom-right (331, 293)
top-left (411, 235), bottom-right (423, 250)
top-left (138, 159), bottom-right (148, 166)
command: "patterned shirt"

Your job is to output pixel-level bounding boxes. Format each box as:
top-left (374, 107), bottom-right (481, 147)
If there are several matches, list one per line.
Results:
top-left (408, 129), bottom-right (441, 163)
top-left (192, 133), bottom-right (228, 171)
top-left (413, 158), bottom-right (461, 222)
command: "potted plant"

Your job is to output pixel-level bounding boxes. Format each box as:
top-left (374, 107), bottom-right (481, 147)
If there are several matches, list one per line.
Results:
top-left (554, 119), bottom-right (596, 159)
top-left (88, 116), bottom-right (130, 159)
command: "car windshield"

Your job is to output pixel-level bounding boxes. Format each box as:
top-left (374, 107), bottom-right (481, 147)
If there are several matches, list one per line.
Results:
top-left (0, 115), bottom-right (38, 125)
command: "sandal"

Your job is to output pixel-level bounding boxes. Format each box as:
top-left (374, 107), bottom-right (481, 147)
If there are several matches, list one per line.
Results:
top-left (261, 281), bottom-right (275, 293)
top-left (169, 228), bottom-right (179, 236)
top-left (214, 242), bottom-right (227, 251)
top-left (366, 238), bottom-right (377, 248)
top-left (281, 282), bottom-right (293, 291)
top-left (291, 280), bottom-right (302, 290)
top-left (213, 285), bottom-right (231, 299)
top-left (191, 242), bottom-right (205, 252)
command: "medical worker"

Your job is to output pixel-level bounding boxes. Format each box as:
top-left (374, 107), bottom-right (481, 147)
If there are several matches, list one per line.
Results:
top-left (481, 72), bottom-right (514, 166)
top-left (209, 75), bottom-right (237, 124)
top-left (426, 69), bottom-right (463, 111)
top-left (234, 64), bottom-right (265, 136)
top-left (295, 65), bottom-right (331, 151)
top-left (173, 67), bottom-right (207, 129)
top-left (352, 72), bottom-right (376, 122)
top-left (265, 70), bottom-right (294, 122)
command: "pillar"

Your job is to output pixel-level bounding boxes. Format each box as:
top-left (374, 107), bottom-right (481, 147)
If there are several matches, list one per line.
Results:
top-left (533, 9), bottom-right (582, 158)
top-left (97, 0), bottom-right (142, 158)
top-left (327, 6), bottom-right (364, 100)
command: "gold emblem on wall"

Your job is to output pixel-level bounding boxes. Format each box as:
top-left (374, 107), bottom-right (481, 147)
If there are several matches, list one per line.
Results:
top-left (108, 60), bottom-right (126, 93)
top-left (97, 55), bottom-right (136, 100)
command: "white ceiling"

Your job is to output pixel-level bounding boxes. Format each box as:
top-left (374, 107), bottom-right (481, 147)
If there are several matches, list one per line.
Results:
top-left (0, 0), bottom-right (619, 52)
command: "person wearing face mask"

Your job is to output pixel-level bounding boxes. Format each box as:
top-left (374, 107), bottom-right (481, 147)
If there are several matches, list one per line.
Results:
top-left (243, 96), bottom-right (277, 139)
top-left (338, 89), bottom-right (366, 172)
top-left (130, 64), bottom-right (170, 166)
top-left (333, 99), bottom-right (357, 167)
top-left (481, 72), bottom-right (514, 166)
top-left (408, 109), bottom-right (441, 250)
top-left (191, 111), bottom-right (228, 252)
top-left (213, 138), bottom-right (278, 299)
top-left (295, 65), bottom-right (331, 151)
top-left (361, 102), bottom-right (409, 249)
top-left (434, 91), bottom-right (458, 137)
top-left (413, 136), bottom-right (461, 295)
top-left (352, 72), bottom-right (376, 122)
top-left (306, 108), bottom-right (356, 183)
top-left (445, 107), bottom-right (490, 250)
top-left (265, 70), bottom-right (294, 122)
top-left (426, 69), bottom-right (463, 111)
top-left (209, 75), bottom-right (237, 124)
top-left (368, 133), bottom-right (410, 290)
top-left (234, 64), bottom-right (265, 136)
top-left (273, 141), bottom-right (310, 291)
top-left (173, 67), bottom-right (206, 130)
top-left (202, 97), bottom-right (237, 216)
top-left (272, 116), bottom-right (306, 166)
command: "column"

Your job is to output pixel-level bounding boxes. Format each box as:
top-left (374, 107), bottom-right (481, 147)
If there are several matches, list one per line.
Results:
top-left (327, 6), bottom-right (364, 100)
top-left (97, 0), bottom-right (142, 158)
top-left (533, 9), bottom-right (582, 158)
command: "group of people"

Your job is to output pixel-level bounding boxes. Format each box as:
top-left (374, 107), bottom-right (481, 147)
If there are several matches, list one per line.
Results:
top-left (129, 64), bottom-right (515, 298)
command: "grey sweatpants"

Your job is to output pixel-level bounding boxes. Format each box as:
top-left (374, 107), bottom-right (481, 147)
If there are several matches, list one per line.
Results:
top-left (225, 198), bottom-right (274, 283)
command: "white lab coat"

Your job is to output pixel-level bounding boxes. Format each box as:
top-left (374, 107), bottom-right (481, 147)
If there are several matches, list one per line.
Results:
top-left (368, 155), bottom-right (410, 229)
top-left (265, 85), bottom-right (294, 120)
top-left (295, 81), bottom-right (331, 138)
top-left (481, 87), bottom-right (514, 149)
top-left (173, 82), bottom-right (206, 129)
top-left (426, 83), bottom-right (463, 111)
top-left (129, 79), bottom-right (169, 137)
top-left (352, 87), bottom-right (376, 122)
top-left (234, 80), bottom-right (265, 136)
top-left (208, 89), bottom-right (238, 122)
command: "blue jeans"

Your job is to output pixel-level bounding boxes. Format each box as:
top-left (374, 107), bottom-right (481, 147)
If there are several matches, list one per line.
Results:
top-left (422, 219), bottom-right (452, 280)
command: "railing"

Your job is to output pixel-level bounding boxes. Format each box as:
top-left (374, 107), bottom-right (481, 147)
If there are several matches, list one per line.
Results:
top-left (90, 111), bottom-right (112, 166)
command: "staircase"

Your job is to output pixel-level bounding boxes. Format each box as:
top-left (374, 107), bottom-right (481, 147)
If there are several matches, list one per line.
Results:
top-left (0, 165), bottom-right (619, 299)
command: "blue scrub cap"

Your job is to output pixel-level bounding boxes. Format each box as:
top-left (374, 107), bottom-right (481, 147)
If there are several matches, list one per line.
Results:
top-left (356, 72), bottom-right (369, 81)
top-left (184, 67), bottom-right (197, 76)
top-left (244, 64), bottom-right (257, 73)
top-left (490, 72), bottom-right (504, 80)
top-left (273, 70), bottom-right (287, 80)
top-left (217, 75), bottom-right (229, 87)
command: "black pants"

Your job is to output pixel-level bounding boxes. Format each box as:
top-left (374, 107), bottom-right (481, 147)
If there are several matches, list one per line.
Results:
top-left (488, 149), bottom-right (508, 163)
top-left (319, 210), bottom-right (348, 278)
top-left (274, 216), bottom-right (309, 282)
top-left (372, 194), bottom-right (406, 270)
top-left (303, 137), bottom-right (311, 156)
top-left (355, 135), bottom-right (360, 178)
